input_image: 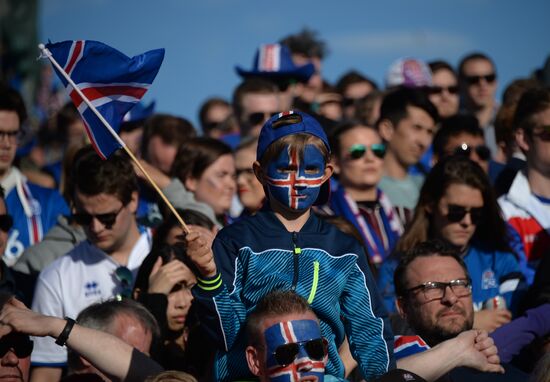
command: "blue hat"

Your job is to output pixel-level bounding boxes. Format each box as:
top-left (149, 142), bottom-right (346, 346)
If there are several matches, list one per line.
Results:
top-left (257, 110), bottom-right (330, 205)
top-left (236, 43), bottom-right (315, 83)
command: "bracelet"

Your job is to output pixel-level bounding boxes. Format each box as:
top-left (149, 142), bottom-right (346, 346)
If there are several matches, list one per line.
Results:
top-left (55, 317), bottom-right (76, 347)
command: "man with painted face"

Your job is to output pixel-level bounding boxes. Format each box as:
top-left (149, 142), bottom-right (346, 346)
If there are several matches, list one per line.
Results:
top-left (186, 110), bottom-right (394, 381)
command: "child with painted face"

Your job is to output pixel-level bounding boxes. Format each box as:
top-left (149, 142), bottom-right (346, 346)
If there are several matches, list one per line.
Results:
top-left (186, 111), bottom-right (395, 381)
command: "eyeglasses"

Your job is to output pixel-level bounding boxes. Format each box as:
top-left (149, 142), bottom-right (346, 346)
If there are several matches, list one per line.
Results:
top-left (247, 112), bottom-right (279, 127)
top-left (428, 85), bottom-right (459, 95)
top-left (464, 73), bottom-right (497, 85)
top-left (407, 278), bottom-right (472, 301)
top-left (0, 130), bottom-right (20, 142)
top-left (0, 214), bottom-right (13, 232)
top-left (347, 143), bottom-right (386, 160)
top-left (114, 265), bottom-right (133, 299)
top-left (72, 205), bottom-right (125, 229)
top-left (446, 204), bottom-right (484, 225)
top-left (531, 125), bottom-right (550, 142)
top-left (272, 338), bottom-right (328, 367)
top-left (0, 333), bottom-right (34, 358)
top-left (452, 143), bottom-right (491, 161)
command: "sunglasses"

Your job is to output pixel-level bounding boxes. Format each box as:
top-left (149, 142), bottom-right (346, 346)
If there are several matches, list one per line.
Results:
top-left (531, 125), bottom-right (550, 142)
top-left (428, 85), bottom-right (459, 95)
top-left (347, 143), bottom-right (386, 160)
top-left (0, 214), bottom-right (13, 232)
top-left (247, 112), bottom-right (279, 127)
top-left (464, 73), bottom-right (497, 85)
top-left (273, 338), bottom-right (328, 367)
top-left (72, 205), bottom-right (125, 229)
top-left (114, 265), bottom-right (133, 300)
top-left (446, 204), bottom-right (484, 225)
top-left (0, 333), bottom-right (33, 358)
top-left (452, 143), bottom-right (491, 161)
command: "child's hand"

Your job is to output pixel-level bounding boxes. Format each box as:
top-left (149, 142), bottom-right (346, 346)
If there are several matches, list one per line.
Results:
top-left (148, 257), bottom-right (197, 295)
top-left (186, 230), bottom-right (218, 278)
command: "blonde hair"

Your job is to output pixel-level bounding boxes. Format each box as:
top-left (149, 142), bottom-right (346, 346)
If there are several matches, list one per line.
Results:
top-left (259, 133), bottom-right (330, 169)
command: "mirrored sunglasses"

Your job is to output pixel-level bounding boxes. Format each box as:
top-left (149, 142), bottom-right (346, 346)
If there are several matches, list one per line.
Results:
top-left (446, 204), bottom-right (484, 225)
top-left (273, 338), bottom-right (327, 367)
top-left (72, 205), bottom-right (125, 229)
top-left (453, 143), bottom-right (491, 161)
top-left (347, 143), bottom-right (386, 160)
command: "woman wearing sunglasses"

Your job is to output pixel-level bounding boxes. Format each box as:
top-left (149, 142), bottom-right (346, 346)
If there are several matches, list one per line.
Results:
top-left (377, 156), bottom-right (524, 332)
top-left (322, 122), bottom-right (404, 267)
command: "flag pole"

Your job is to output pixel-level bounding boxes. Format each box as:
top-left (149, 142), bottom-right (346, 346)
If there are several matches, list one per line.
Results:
top-left (39, 44), bottom-right (190, 234)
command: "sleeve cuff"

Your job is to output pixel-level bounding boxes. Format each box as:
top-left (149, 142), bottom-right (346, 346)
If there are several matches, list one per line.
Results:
top-left (196, 273), bottom-right (223, 291)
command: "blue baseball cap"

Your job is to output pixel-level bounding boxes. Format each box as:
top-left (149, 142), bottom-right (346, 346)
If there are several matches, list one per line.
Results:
top-left (256, 110), bottom-right (331, 206)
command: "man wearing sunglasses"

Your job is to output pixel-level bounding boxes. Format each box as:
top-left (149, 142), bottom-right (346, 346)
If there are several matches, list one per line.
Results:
top-left (30, 147), bottom-right (151, 382)
top-left (0, 87), bottom-right (69, 267)
top-left (499, 87), bottom-right (550, 277)
top-left (458, 53), bottom-right (499, 157)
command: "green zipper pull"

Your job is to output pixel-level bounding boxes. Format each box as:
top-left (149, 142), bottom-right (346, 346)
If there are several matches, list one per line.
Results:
top-left (307, 260), bottom-right (320, 304)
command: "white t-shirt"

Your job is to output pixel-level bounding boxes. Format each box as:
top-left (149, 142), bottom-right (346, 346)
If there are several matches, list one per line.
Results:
top-left (30, 231), bottom-right (152, 365)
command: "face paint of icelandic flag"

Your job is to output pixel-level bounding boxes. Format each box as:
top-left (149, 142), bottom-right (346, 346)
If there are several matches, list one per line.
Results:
top-left (265, 144), bottom-right (326, 210)
top-left (263, 319), bottom-right (325, 382)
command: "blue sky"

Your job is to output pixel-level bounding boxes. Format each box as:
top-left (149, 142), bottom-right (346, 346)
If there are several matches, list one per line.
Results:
top-left (41, 0), bottom-right (550, 127)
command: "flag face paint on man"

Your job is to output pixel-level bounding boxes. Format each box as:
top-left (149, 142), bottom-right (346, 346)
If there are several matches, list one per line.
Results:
top-left (265, 145), bottom-right (325, 210)
top-left (264, 319), bottom-right (326, 382)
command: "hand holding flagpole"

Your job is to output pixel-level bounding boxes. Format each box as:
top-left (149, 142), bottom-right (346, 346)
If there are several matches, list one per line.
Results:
top-left (39, 42), bottom-right (190, 234)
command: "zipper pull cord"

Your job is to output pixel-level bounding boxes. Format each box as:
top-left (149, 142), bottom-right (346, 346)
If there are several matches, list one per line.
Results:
top-left (291, 232), bottom-right (300, 289)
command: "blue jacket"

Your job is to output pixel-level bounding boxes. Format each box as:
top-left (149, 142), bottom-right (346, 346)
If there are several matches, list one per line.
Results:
top-left (4, 181), bottom-right (69, 266)
top-left (377, 243), bottom-right (523, 314)
top-left (193, 210), bottom-right (395, 381)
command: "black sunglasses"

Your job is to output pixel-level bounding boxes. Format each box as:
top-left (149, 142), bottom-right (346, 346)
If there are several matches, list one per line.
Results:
top-left (273, 338), bottom-right (327, 367)
top-left (0, 333), bottom-right (33, 358)
top-left (247, 112), bottom-right (279, 127)
top-left (347, 143), bottom-right (386, 160)
top-left (428, 85), bottom-right (459, 95)
top-left (114, 265), bottom-right (133, 300)
top-left (452, 143), bottom-right (491, 161)
top-left (0, 214), bottom-right (13, 232)
top-left (531, 125), bottom-right (550, 142)
top-left (72, 205), bottom-right (125, 229)
top-left (464, 73), bottom-right (496, 85)
top-left (446, 204), bottom-right (484, 225)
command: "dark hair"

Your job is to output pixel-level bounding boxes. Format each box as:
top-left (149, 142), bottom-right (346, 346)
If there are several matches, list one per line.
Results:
top-left (432, 114), bottom-right (484, 159)
top-left (394, 239), bottom-right (469, 298)
top-left (279, 28), bottom-right (328, 60)
top-left (458, 52), bottom-right (496, 79)
top-left (154, 209), bottom-right (215, 252)
top-left (0, 86), bottom-right (27, 124)
top-left (428, 60), bottom-right (456, 76)
top-left (246, 290), bottom-right (313, 347)
top-left (396, 155), bottom-right (512, 254)
top-left (72, 146), bottom-right (137, 204)
top-left (232, 78), bottom-right (278, 124)
top-left (377, 87), bottom-right (439, 129)
top-left (69, 299), bottom-right (160, 371)
top-left (513, 87), bottom-right (550, 134)
top-left (141, 114), bottom-right (196, 162)
top-left (198, 97), bottom-right (231, 132)
top-left (171, 137), bottom-right (232, 183)
top-left (329, 121), bottom-right (379, 158)
top-left (39, 102), bottom-right (81, 146)
top-left (335, 70), bottom-right (378, 95)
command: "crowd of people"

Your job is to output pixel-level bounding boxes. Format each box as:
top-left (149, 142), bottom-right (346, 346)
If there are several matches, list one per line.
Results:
top-left (0, 28), bottom-right (549, 382)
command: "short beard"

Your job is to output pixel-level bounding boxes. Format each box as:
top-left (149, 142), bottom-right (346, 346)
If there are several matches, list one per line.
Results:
top-left (406, 304), bottom-right (473, 347)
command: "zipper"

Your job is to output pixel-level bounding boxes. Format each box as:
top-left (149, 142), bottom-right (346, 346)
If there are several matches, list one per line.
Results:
top-left (291, 232), bottom-right (300, 290)
top-left (307, 261), bottom-right (320, 304)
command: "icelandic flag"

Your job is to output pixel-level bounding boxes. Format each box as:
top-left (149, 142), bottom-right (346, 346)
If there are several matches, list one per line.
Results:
top-left (393, 335), bottom-right (430, 360)
top-left (45, 40), bottom-right (164, 159)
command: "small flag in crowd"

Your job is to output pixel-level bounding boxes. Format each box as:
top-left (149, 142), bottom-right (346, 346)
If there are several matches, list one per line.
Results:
top-left (42, 40), bottom-right (164, 159)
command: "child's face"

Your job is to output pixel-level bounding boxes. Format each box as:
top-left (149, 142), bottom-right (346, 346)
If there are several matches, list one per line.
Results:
top-left (264, 144), bottom-right (326, 210)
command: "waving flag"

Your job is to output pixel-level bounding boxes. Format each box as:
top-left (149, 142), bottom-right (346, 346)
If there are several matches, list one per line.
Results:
top-left (43, 40), bottom-right (164, 159)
